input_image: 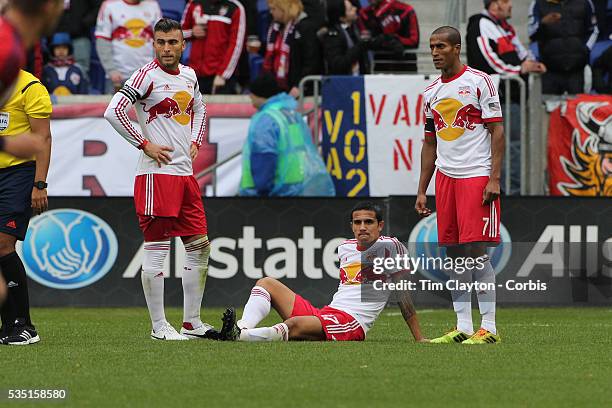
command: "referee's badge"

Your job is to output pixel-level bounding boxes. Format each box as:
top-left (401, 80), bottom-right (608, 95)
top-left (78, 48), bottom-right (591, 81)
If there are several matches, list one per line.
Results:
top-left (0, 112), bottom-right (9, 131)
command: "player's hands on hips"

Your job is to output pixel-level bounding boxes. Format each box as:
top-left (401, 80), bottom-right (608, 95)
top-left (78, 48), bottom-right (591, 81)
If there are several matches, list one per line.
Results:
top-left (190, 143), bottom-right (199, 161)
top-left (415, 193), bottom-right (432, 217)
top-left (31, 187), bottom-right (48, 215)
top-left (482, 178), bottom-right (500, 205)
top-left (143, 142), bottom-right (174, 167)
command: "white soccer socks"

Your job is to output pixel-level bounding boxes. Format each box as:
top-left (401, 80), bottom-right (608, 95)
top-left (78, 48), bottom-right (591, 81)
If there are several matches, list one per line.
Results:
top-left (237, 286), bottom-right (272, 330)
top-left (473, 256), bottom-right (497, 334)
top-left (142, 241), bottom-right (170, 332)
top-left (450, 265), bottom-right (474, 335)
top-left (182, 236), bottom-right (210, 330)
top-left (239, 323), bottom-right (289, 342)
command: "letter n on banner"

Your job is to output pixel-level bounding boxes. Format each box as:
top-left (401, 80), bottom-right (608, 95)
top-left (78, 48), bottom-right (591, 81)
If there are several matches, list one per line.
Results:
top-left (321, 76), bottom-right (369, 196)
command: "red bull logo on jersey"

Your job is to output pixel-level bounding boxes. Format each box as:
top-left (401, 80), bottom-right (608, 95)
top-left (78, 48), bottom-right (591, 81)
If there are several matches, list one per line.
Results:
top-left (141, 91), bottom-right (194, 126)
top-left (432, 98), bottom-right (483, 141)
top-left (339, 262), bottom-right (362, 285)
top-left (112, 19), bottom-right (153, 48)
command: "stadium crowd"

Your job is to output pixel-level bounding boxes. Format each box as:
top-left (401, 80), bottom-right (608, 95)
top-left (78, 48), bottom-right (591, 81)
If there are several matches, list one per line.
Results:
top-left (24, 0), bottom-right (611, 98)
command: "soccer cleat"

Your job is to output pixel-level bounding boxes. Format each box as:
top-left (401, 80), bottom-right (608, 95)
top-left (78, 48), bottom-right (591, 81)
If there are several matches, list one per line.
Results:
top-left (1, 319), bottom-right (40, 345)
top-left (219, 308), bottom-right (240, 341)
top-left (150, 322), bottom-right (188, 341)
top-left (462, 328), bottom-right (501, 344)
top-left (430, 328), bottom-right (471, 344)
top-left (180, 322), bottom-right (221, 340)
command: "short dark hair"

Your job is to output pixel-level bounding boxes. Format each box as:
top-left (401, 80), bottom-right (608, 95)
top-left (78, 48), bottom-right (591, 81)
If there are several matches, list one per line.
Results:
top-left (350, 201), bottom-right (384, 223)
top-left (431, 26), bottom-right (462, 46)
top-left (9, 0), bottom-right (56, 15)
top-left (154, 18), bottom-right (183, 35)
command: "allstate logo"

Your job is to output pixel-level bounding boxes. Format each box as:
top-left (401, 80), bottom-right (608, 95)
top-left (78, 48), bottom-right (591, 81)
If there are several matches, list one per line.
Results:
top-left (408, 213), bottom-right (511, 283)
top-left (18, 209), bottom-right (118, 289)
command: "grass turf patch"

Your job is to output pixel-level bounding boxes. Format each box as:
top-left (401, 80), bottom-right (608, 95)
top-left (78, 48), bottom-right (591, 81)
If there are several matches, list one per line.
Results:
top-left (1, 307), bottom-right (610, 407)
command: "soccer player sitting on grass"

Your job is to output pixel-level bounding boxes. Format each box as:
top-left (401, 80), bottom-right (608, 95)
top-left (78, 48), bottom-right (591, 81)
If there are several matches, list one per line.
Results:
top-left (219, 202), bottom-right (429, 342)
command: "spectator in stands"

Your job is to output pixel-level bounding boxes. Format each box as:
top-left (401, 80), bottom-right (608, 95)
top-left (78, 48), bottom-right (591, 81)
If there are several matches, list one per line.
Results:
top-left (54, 0), bottom-right (102, 76)
top-left (321, 0), bottom-right (371, 75)
top-left (592, 0), bottom-right (611, 41)
top-left (262, 0), bottom-right (323, 97)
top-left (468, 0), bottom-right (546, 78)
top-left (182, 0), bottom-right (246, 94)
top-left (301, 0), bottom-right (326, 29)
top-left (235, 0), bottom-right (261, 92)
top-left (593, 43), bottom-right (612, 93)
top-left (43, 32), bottom-right (89, 95)
top-left (240, 73), bottom-right (335, 196)
top-left (467, 0), bottom-right (547, 195)
top-left (528, 0), bottom-right (599, 94)
top-left (95, 0), bottom-right (161, 93)
top-left (358, 0), bottom-right (419, 72)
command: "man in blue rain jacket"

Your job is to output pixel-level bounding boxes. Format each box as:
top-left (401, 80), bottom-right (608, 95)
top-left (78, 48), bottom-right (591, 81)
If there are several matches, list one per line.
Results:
top-left (240, 73), bottom-right (335, 197)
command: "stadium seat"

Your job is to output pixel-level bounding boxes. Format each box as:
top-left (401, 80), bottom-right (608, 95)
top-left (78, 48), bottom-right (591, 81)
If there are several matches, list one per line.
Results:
top-left (590, 40), bottom-right (612, 65)
top-left (529, 42), bottom-right (540, 61)
top-left (158, 0), bottom-right (187, 21)
top-left (249, 54), bottom-right (264, 80)
top-left (88, 31), bottom-right (106, 94)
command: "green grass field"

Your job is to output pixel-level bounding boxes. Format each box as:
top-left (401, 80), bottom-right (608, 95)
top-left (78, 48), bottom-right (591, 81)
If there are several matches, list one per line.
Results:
top-left (1, 307), bottom-right (610, 407)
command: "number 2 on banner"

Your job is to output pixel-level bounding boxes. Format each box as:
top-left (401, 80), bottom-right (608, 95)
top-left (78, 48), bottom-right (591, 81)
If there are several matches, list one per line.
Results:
top-left (347, 169), bottom-right (366, 197)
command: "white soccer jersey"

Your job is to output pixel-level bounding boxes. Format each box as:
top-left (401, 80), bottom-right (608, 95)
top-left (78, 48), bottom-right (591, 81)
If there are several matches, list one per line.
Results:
top-left (423, 65), bottom-right (503, 178)
top-left (328, 236), bottom-right (408, 333)
top-left (104, 60), bottom-right (207, 176)
top-left (95, 0), bottom-right (161, 79)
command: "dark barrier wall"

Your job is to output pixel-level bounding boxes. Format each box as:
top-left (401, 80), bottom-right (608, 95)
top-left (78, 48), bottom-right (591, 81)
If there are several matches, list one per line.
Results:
top-left (22, 197), bottom-right (611, 307)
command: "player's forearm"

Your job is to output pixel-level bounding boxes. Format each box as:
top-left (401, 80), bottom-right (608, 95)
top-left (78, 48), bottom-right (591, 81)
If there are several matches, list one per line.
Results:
top-left (489, 125), bottom-right (504, 181)
top-left (417, 140), bottom-right (436, 194)
top-left (191, 100), bottom-right (206, 147)
top-left (397, 291), bottom-right (425, 341)
top-left (33, 128), bottom-right (51, 183)
top-left (104, 93), bottom-right (147, 148)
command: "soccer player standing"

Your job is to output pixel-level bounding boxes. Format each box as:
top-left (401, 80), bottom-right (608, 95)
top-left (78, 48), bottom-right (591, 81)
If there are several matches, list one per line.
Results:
top-left (416, 26), bottom-right (504, 344)
top-left (0, 70), bottom-right (52, 345)
top-left (105, 19), bottom-right (214, 341)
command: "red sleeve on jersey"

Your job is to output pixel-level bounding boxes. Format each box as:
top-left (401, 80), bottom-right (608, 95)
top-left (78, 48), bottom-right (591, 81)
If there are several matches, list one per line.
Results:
top-left (483, 117), bottom-right (503, 123)
top-left (395, 3), bottom-right (419, 48)
top-left (219, 3), bottom-right (246, 79)
top-left (181, 2), bottom-right (195, 40)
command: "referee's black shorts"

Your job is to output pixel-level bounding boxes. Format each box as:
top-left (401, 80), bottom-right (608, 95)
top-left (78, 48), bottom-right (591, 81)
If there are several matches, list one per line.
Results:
top-left (0, 161), bottom-right (35, 241)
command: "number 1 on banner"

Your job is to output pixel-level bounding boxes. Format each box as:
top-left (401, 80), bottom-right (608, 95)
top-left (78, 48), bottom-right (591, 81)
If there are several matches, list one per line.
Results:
top-left (351, 91), bottom-right (360, 125)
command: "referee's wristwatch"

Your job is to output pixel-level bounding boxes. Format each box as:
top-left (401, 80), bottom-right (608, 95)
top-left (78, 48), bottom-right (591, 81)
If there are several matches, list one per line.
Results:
top-left (34, 181), bottom-right (48, 190)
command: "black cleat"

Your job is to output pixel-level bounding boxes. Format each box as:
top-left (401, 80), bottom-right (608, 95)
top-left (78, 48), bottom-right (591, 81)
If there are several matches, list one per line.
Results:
top-left (1, 319), bottom-right (39, 345)
top-left (219, 308), bottom-right (240, 341)
top-left (0, 325), bottom-right (9, 344)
